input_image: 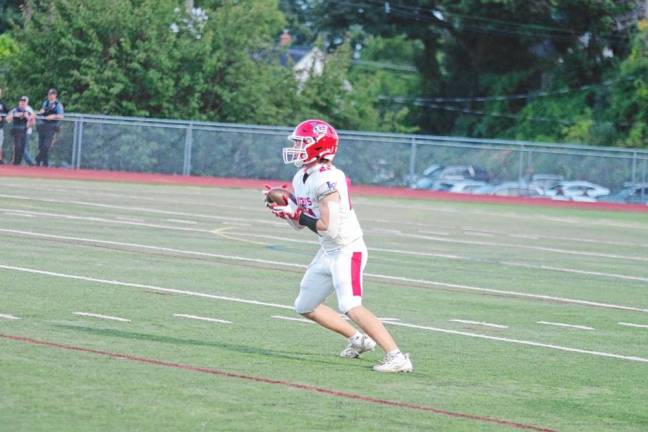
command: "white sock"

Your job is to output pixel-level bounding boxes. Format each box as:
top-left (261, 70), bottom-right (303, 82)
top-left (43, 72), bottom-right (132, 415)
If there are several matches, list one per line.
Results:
top-left (387, 348), bottom-right (401, 357)
top-left (349, 331), bottom-right (363, 343)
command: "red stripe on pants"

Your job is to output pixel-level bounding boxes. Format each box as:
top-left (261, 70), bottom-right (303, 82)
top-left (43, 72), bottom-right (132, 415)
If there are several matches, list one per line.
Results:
top-left (351, 252), bottom-right (362, 297)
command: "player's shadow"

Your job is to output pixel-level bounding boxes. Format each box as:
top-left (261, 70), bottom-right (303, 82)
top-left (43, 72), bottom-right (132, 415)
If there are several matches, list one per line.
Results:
top-left (52, 324), bottom-right (371, 370)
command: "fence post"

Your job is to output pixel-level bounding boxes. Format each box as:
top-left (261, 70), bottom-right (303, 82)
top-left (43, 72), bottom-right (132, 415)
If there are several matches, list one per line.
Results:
top-left (408, 136), bottom-right (417, 185)
top-left (518, 143), bottom-right (525, 186)
top-left (631, 151), bottom-right (638, 185)
top-left (76, 117), bottom-right (84, 169)
top-left (183, 122), bottom-right (193, 176)
top-left (71, 118), bottom-right (79, 168)
top-left (642, 157), bottom-right (647, 202)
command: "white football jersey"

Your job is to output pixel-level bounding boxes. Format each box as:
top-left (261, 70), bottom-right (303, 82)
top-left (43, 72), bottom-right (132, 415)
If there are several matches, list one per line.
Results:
top-left (292, 163), bottom-right (363, 251)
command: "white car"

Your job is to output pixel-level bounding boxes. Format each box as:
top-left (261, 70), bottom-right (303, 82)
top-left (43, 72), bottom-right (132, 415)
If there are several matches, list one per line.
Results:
top-left (544, 181), bottom-right (610, 201)
top-left (472, 182), bottom-right (543, 197)
top-left (436, 180), bottom-right (488, 193)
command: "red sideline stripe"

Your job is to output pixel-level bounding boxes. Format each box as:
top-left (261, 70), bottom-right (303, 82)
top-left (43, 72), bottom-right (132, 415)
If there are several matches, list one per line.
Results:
top-left (2, 165), bottom-right (645, 213)
top-left (351, 252), bottom-right (363, 297)
top-left (0, 333), bottom-right (556, 432)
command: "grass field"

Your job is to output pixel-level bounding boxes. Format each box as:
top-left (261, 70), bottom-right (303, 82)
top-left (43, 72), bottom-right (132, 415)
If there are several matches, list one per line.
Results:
top-left (1, 175), bottom-right (647, 432)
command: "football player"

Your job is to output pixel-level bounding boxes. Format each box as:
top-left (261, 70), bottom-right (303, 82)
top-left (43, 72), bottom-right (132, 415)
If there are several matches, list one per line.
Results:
top-left (266, 119), bottom-right (413, 373)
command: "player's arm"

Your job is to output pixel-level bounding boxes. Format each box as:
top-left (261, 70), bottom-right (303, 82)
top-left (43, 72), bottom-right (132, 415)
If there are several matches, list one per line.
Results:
top-left (314, 192), bottom-right (341, 237)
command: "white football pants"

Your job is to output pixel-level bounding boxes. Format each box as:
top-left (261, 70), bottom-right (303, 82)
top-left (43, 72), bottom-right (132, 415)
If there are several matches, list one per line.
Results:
top-left (294, 239), bottom-right (368, 314)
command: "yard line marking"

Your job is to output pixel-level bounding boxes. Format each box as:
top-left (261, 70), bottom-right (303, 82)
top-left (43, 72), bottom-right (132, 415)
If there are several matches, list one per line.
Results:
top-left (73, 312), bottom-right (131, 322)
top-left (116, 216), bottom-right (144, 222)
top-left (173, 314), bottom-right (231, 324)
top-left (0, 264), bottom-right (294, 310)
top-left (618, 322), bottom-right (648, 329)
top-left (0, 208), bottom-right (215, 234)
top-left (4, 212), bottom-right (34, 217)
top-left (0, 333), bottom-right (557, 432)
top-left (0, 313), bottom-right (21, 320)
top-left (224, 231), bottom-right (648, 282)
top-left (271, 315), bottom-right (314, 324)
top-left (450, 319), bottom-right (508, 329)
top-left (6, 207), bottom-right (648, 281)
top-left (364, 272), bottom-right (648, 313)
top-left (166, 219), bottom-right (198, 225)
top-left (418, 229), bottom-right (450, 236)
top-left (1, 264), bottom-right (646, 365)
top-left (2, 228), bottom-right (648, 313)
top-left (5, 180), bottom-right (647, 237)
top-left (0, 193), bottom-right (281, 227)
top-left (15, 180), bottom-right (648, 249)
top-left (385, 322), bottom-right (648, 363)
top-left (401, 232), bottom-right (648, 263)
top-left (211, 227), bottom-right (271, 247)
top-left (463, 231), bottom-right (494, 238)
top-left (379, 317), bottom-right (401, 322)
top-left (500, 262), bottom-right (648, 283)
top-left (537, 321), bottom-right (594, 330)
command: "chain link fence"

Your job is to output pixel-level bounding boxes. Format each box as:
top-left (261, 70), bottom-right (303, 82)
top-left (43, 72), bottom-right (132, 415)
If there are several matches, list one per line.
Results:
top-left (2, 113), bottom-right (647, 199)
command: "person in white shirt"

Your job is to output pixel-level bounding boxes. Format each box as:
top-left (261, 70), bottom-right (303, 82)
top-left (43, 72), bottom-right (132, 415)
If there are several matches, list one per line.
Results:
top-left (266, 119), bottom-right (413, 373)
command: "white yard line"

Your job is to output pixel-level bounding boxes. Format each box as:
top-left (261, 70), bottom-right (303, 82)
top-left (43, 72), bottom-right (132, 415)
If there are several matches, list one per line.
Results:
top-left (5, 207), bottom-right (648, 283)
top-left (0, 313), bottom-right (21, 320)
top-left (618, 322), bottom-right (648, 329)
top-left (462, 231), bottom-right (494, 238)
top-left (166, 219), bottom-right (198, 225)
top-left (73, 312), bottom-right (131, 322)
top-left (537, 321), bottom-right (594, 331)
top-left (5, 190), bottom-right (648, 253)
top-left (13, 209), bottom-right (648, 282)
top-left (385, 321), bottom-right (648, 363)
top-left (173, 314), bottom-right (231, 324)
top-left (1, 228), bottom-right (647, 313)
top-left (4, 212), bottom-right (34, 218)
top-left (450, 319), bottom-right (509, 329)
top-left (213, 231), bottom-right (648, 282)
top-left (401, 232), bottom-right (648, 263)
top-left (271, 315), bottom-right (314, 324)
top-left (5, 180), bottom-right (648, 235)
top-left (116, 216), bottom-right (144, 222)
top-left (1, 264), bottom-right (294, 310)
top-left (0, 193), bottom-right (281, 227)
top-left (1, 263), bottom-right (646, 364)
top-left (502, 262), bottom-right (648, 284)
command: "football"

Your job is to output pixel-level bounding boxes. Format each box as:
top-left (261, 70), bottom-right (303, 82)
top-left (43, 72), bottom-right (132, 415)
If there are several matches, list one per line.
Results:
top-left (265, 187), bottom-right (296, 206)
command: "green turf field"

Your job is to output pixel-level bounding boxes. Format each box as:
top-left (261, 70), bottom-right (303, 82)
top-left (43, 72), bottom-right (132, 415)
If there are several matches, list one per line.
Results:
top-left (0, 176), bottom-right (647, 431)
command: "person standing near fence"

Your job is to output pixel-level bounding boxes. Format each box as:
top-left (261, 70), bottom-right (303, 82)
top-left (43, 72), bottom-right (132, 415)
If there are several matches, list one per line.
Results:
top-left (35, 88), bottom-right (64, 167)
top-left (0, 88), bottom-right (8, 164)
top-left (22, 97), bottom-right (36, 166)
top-left (6, 96), bottom-right (34, 165)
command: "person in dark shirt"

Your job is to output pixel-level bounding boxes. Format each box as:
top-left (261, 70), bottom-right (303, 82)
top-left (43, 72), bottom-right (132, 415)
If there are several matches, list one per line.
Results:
top-left (6, 96), bottom-right (35, 165)
top-left (35, 88), bottom-right (64, 167)
top-left (0, 88), bottom-right (9, 164)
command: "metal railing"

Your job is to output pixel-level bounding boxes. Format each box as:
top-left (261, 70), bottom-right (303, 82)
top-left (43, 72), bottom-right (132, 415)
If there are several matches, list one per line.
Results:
top-left (2, 113), bottom-right (647, 195)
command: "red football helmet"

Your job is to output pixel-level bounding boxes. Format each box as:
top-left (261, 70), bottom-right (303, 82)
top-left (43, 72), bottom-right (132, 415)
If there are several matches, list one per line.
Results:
top-left (283, 119), bottom-right (339, 167)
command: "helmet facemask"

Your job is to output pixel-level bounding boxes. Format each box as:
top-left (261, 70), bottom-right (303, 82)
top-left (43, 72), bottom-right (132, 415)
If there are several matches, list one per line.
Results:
top-left (283, 135), bottom-right (315, 167)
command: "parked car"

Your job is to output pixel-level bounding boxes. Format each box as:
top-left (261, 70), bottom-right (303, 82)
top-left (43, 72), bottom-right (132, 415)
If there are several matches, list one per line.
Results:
top-left (605, 183), bottom-right (648, 205)
top-left (435, 180), bottom-right (489, 193)
top-left (473, 182), bottom-right (544, 197)
top-left (411, 164), bottom-right (490, 190)
top-left (528, 174), bottom-right (564, 193)
top-left (544, 181), bottom-right (610, 201)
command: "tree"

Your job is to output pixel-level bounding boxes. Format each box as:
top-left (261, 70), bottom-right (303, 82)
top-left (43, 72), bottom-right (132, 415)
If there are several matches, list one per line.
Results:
top-left (7, 0), bottom-right (297, 123)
